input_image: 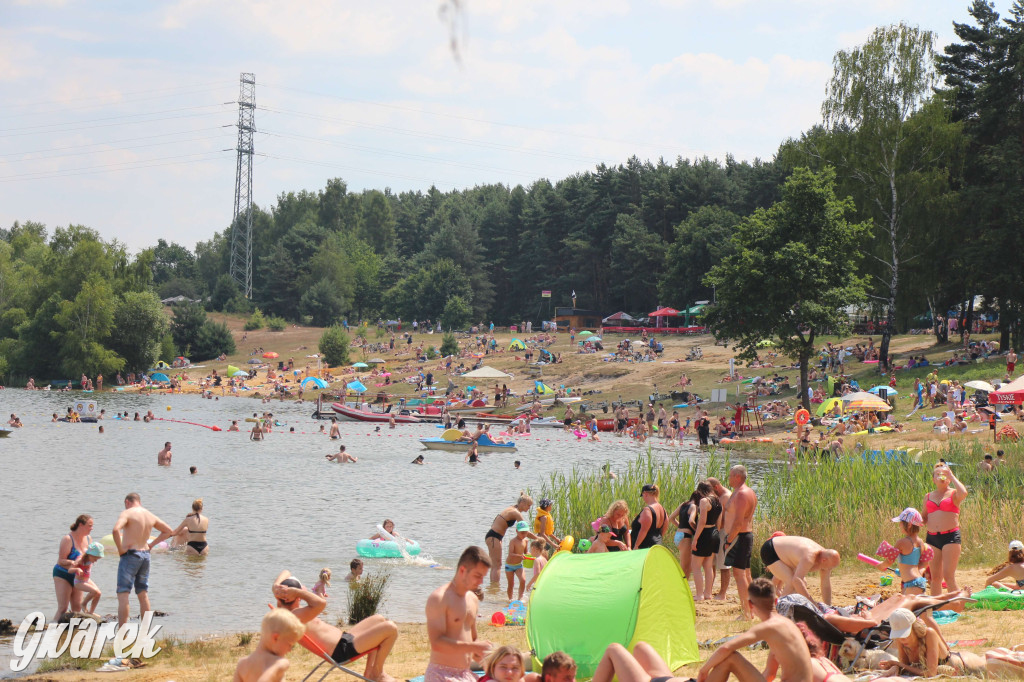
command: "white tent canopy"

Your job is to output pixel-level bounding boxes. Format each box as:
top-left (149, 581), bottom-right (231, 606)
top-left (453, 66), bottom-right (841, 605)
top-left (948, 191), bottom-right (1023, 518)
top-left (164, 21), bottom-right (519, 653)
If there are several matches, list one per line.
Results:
top-left (461, 366), bottom-right (513, 379)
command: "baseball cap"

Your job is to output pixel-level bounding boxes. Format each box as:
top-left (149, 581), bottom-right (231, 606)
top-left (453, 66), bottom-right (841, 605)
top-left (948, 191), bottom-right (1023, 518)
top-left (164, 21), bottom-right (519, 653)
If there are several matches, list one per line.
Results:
top-left (891, 507), bottom-right (924, 526)
top-left (888, 608), bottom-right (915, 639)
top-left (86, 541), bottom-right (105, 558)
top-left (1010, 540), bottom-right (1024, 551)
top-left (515, 520), bottom-right (529, 532)
top-left (641, 483), bottom-right (658, 494)
top-left (598, 525), bottom-right (612, 534)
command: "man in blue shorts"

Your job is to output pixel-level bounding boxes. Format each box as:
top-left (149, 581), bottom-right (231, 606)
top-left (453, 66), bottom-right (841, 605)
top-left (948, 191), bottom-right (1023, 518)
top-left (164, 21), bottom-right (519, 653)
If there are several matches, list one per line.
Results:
top-left (112, 492), bottom-right (173, 627)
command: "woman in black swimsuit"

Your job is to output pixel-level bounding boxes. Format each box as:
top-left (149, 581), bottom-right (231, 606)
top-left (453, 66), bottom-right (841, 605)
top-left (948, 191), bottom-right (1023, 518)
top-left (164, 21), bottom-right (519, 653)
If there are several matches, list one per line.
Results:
top-left (668, 488), bottom-right (700, 577)
top-left (689, 481), bottom-right (722, 600)
top-left (485, 495), bottom-right (533, 584)
top-left (631, 484), bottom-right (667, 550)
top-left (171, 498), bottom-right (209, 556)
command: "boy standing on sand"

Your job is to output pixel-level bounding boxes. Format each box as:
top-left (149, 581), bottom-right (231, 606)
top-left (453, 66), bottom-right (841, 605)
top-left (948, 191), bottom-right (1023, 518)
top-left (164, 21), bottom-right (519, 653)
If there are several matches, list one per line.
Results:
top-left (505, 522), bottom-right (529, 600)
top-left (234, 608), bottom-right (305, 682)
top-left (425, 546), bottom-right (494, 682)
top-left (697, 578), bottom-right (812, 682)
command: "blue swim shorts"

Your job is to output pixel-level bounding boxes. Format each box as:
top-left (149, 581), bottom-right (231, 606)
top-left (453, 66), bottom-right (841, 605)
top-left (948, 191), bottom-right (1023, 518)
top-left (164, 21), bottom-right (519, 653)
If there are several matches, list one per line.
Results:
top-left (116, 550), bottom-right (151, 594)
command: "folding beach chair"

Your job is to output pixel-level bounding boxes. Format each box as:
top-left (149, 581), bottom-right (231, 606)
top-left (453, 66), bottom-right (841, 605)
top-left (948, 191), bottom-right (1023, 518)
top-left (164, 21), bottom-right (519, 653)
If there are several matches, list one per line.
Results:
top-left (267, 604), bottom-right (376, 682)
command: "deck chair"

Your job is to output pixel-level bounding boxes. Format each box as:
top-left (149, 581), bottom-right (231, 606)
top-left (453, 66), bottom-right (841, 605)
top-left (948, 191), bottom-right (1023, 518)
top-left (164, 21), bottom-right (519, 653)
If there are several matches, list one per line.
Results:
top-left (267, 604), bottom-right (376, 682)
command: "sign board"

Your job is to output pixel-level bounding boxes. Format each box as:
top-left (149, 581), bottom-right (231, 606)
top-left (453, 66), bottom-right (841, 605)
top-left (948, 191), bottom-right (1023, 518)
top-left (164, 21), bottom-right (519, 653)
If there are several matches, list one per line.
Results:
top-left (541, 290), bottom-right (552, 298)
top-left (711, 389), bottom-right (728, 403)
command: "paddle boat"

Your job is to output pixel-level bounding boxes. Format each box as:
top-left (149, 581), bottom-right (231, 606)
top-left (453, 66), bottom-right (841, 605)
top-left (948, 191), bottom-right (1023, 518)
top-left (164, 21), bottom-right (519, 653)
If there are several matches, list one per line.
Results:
top-left (419, 429), bottom-right (517, 453)
top-left (447, 399), bottom-right (496, 415)
top-left (514, 396), bottom-right (582, 412)
top-left (331, 402), bottom-right (420, 424)
top-left (0, 428), bottom-right (12, 438)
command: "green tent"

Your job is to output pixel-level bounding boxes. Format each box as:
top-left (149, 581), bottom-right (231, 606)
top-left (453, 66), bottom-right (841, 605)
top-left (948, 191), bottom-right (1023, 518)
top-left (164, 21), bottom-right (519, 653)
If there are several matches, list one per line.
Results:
top-left (816, 396), bottom-right (843, 417)
top-left (509, 338), bottom-right (527, 351)
top-left (526, 546), bottom-right (697, 677)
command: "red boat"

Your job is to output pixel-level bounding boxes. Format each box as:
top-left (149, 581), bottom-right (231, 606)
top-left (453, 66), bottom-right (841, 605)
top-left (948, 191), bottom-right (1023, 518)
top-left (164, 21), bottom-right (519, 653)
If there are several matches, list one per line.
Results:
top-left (331, 403), bottom-right (420, 423)
top-left (596, 417), bottom-right (639, 432)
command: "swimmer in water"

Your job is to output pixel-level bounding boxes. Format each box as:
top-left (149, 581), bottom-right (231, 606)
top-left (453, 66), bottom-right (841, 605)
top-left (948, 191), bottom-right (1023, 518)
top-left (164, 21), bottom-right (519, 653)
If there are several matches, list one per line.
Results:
top-left (465, 442), bottom-right (480, 464)
top-left (157, 441), bottom-right (172, 466)
top-left (250, 421), bottom-right (264, 441)
top-left (329, 418), bottom-right (340, 439)
top-left (227, 420), bottom-right (239, 432)
top-left (318, 424), bottom-right (326, 435)
top-left (412, 455), bottom-right (425, 465)
top-left (326, 445), bottom-right (357, 463)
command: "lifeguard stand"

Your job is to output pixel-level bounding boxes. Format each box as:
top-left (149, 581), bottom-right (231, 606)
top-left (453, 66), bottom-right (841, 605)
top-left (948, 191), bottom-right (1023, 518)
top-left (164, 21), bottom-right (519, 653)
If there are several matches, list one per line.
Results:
top-left (737, 394), bottom-right (765, 435)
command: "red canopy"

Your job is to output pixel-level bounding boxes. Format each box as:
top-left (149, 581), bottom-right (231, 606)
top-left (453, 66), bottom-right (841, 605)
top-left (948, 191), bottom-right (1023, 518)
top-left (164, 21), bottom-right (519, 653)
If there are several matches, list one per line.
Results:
top-left (989, 375), bottom-right (1024, 405)
top-left (649, 307), bottom-right (680, 317)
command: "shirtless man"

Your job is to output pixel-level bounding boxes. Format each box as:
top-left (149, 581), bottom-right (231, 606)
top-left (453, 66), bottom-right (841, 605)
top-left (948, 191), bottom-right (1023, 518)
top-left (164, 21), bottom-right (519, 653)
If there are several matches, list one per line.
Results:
top-left (759, 535), bottom-right (840, 605)
top-left (697, 578), bottom-right (812, 682)
top-left (157, 442), bottom-right (172, 466)
top-left (327, 445), bottom-right (358, 463)
top-left (708, 477), bottom-right (732, 600)
top-left (425, 546), bottom-right (494, 682)
top-left (272, 570), bottom-right (397, 682)
top-left (329, 418), bottom-right (341, 439)
top-left (227, 420), bottom-right (240, 432)
top-left (112, 492), bottom-right (174, 627)
top-left (721, 465), bottom-right (757, 618)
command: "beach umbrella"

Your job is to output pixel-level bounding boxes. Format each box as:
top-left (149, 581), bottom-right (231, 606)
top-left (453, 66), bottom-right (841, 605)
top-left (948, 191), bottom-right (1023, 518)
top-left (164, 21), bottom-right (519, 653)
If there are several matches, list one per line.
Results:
top-left (841, 391), bottom-right (892, 411)
top-left (230, 370), bottom-right (249, 378)
top-left (347, 380), bottom-right (367, 393)
top-left (462, 366), bottom-right (512, 379)
top-left (302, 377), bottom-right (329, 389)
top-left (367, 358), bottom-right (386, 364)
top-left (353, 362), bottom-right (369, 369)
top-left (965, 380), bottom-right (996, 392)
top-left (868, 386), bottom-right (898, 396)
top-left (589, 337), bottom-right (602, 342)
top-left (578, 331), bottom-right (594, 337)
top-left (263, 351), bottom-right (279, 359)
top-left (648, 307), bottom-right (680, 317)
top-left (815, 397), bottom-right (844, 417)
top-left (247, 358), bottom-right (261, 364)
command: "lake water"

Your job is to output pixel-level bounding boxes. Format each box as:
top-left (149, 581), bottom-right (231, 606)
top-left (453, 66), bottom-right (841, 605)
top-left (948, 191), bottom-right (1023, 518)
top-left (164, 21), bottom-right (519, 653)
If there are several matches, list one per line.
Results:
top-left (0, 391), bottom-right (760, 676)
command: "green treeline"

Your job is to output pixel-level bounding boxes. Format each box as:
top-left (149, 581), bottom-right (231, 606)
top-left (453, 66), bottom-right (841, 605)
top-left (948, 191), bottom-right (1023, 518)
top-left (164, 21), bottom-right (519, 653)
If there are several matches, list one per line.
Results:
top-left (9, 4), bottom-right (1024, 378)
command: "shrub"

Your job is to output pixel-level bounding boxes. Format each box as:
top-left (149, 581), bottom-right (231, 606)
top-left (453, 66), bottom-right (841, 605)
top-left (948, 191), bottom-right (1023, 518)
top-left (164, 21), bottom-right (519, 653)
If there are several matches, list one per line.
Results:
top-left (440, 332), bottom-right (459, 358)
top-left (426, 346), bottom-right (439, 360)
top-left (192, 320), bottom-right (236, 361)
top-left (244, 309), bottom-right (265, 331)
top-left (346, 572), bottom-right (390, 624)
top-left (319, 326), bottom-right (351, 367)
top-left (266, 316), bottom-right (287, 331)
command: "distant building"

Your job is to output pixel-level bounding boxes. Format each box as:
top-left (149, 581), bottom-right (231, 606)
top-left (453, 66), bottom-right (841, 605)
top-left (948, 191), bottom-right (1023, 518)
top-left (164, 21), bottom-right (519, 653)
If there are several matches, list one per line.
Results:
top-left (554, 307), bottom-right (602, 331)
top-left (160, 295), bottom-right (202, 305)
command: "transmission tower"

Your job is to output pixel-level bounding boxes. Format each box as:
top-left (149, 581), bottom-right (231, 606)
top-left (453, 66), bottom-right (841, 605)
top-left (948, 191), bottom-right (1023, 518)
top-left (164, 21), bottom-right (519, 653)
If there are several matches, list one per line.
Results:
top-left (230, 73), bottom-right (255, 298)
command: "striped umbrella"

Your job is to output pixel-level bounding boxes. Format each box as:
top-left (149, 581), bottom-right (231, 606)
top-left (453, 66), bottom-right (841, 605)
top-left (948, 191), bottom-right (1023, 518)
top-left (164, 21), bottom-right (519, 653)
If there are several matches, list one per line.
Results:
top-left (841, 391), bottom-right (892, 411)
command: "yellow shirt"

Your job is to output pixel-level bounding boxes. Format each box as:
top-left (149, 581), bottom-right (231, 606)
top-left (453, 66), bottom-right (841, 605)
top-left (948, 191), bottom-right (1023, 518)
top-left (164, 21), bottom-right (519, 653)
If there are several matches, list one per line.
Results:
top-left (534, 509), bottom-right (554, 536)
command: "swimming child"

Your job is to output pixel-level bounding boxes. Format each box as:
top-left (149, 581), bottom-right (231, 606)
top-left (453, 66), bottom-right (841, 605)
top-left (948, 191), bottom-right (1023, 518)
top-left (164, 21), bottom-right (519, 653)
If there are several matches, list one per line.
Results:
top-left (313, 568), bottom-right (331, 599)
top-left (524, 540), bottom-right (548, 592)
top-left (318, 424), bottom-right (326, 434)
top-left (877, 507), bottom-right (930, 595)
top-left (346, 558), bottom-right (363, 582)
top-left (70, 541), bottom-right (105, 614)
top-left (986, 540), bottom-right (1024, 590)
top-left (233, 608), bottom-right (306, 682)
top-left (506, 521), bottom-right (529, 601)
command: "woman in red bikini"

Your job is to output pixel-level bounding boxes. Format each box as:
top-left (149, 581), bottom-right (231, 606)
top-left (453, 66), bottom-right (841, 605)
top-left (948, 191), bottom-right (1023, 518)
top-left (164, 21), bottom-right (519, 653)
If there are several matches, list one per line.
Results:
top-left (921, 463), bottom-right (968, 595)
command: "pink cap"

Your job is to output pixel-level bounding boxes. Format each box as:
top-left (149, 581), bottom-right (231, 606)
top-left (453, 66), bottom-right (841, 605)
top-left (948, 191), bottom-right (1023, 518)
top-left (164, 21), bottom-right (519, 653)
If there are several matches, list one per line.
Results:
top-left (892, 507), bottom-right (923, 525)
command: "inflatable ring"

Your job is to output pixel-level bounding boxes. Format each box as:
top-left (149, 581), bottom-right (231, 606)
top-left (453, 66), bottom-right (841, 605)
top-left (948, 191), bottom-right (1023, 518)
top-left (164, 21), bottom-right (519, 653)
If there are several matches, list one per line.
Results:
top-left (559, 535), bottom-right (575, 552)
top-left (795, 409), bottom-right (810, 425)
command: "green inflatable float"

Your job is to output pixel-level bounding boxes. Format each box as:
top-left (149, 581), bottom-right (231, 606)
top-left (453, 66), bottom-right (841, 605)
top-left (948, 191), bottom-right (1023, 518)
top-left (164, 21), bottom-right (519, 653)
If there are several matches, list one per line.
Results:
top-left (968, 586), bottom-right (1024, 611)
top-left (526, 545), bottom-right (698, 677)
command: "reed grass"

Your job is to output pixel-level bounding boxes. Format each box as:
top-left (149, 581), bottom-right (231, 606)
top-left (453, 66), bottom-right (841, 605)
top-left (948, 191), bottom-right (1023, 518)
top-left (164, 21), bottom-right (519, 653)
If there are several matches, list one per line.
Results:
top-left (537, 441), bottom-right (1024, 568)
top-left (346, 571), bottom-right (391, 625)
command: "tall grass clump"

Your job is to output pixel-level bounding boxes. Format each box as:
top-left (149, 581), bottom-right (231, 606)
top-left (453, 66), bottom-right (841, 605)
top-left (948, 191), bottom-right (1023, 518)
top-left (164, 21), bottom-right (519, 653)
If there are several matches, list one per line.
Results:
top-left (535, 450), bottom-right (731, 545)
top-left (346, 572), bottom-right (390, 625)
top-left (758, 439), bottom-right (1024, 565)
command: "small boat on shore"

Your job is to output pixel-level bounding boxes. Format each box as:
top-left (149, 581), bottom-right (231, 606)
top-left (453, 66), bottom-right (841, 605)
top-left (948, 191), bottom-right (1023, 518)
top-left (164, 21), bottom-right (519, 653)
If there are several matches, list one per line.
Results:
top-left (419, 430), bottom-right (517, 453)
top-left (331, 402), bottom-right (420, 424)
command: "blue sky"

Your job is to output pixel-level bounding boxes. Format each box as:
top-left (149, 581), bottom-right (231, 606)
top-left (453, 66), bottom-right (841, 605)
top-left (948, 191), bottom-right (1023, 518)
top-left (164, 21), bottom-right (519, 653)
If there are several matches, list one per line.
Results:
top-left (0, 0), bottom-right (997, 251)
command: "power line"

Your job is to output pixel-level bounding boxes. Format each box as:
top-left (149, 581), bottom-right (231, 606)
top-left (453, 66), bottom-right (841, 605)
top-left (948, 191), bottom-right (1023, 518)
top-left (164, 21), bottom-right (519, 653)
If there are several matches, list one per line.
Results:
top-left (0, 125), bottom-right (234, 159)
top-left (258, 128), bottom-right (543, 179)
top-left (0, 129), bottom-right (234, 163)
top-left (0, 82), bottom-right (237, 120)
top-left (0, 109), bottom-right (233, 139)
top-left (0, 150), bottom-right (230, 182)
top-left (258, 105), bottom-right (604, 165)
top-left (0, 103), bottom-right (234, 135)
top-left (259, 81), bottom-right (690, 154)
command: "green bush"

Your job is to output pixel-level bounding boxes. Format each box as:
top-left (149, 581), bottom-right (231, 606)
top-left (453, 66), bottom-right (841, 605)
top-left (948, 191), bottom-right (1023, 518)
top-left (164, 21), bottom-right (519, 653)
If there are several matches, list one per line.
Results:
top-left (426, 346), bottom-right (439, 360)
top-left (319, 326), bottom-right (351, 367)
top-left (440, 332), bottom-right (459, 358)
top-left (192, 320), bottom-right (236, 360)
top-left (244, 309), bottom-right (265, 331)
top-left (266, 315), bottom-right (287, 331)
top-left (346, 571), bottom-right (390, 624)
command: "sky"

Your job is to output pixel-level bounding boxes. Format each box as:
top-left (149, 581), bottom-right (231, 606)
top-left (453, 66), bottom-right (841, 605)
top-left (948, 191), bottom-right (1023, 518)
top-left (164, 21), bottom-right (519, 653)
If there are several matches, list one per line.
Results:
top-left (0, 0), bottom-right (1000, 252)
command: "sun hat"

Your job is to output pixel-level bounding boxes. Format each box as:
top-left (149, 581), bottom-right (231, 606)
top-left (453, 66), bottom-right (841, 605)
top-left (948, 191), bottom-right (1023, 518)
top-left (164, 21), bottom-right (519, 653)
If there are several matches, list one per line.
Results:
top-left (892, 507), bottom-right (924, 526)
top-left (85, 541), bottom-right (105, 558)
top-left (1010, 540), bottom-right (1024, 551)
top-left (515, 520), bottom-right (529, 532)
top-left (888, 608), bottom-right (916, 639)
